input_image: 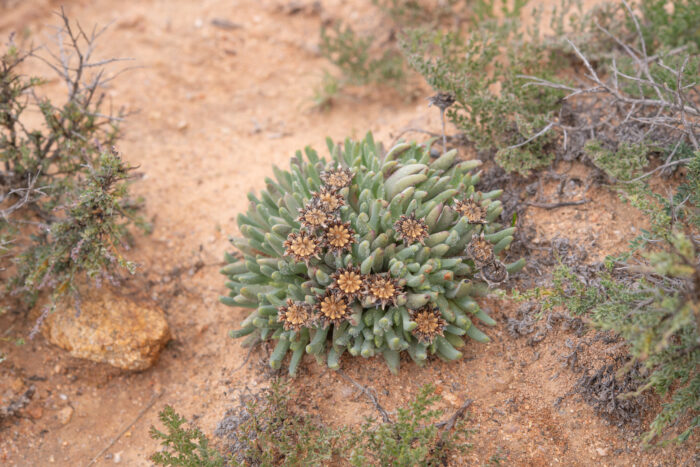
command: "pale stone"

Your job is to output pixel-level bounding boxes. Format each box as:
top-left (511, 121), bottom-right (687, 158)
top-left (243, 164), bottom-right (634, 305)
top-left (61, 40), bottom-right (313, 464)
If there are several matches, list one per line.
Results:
top-left (40, 288), bottom-right (171, 371)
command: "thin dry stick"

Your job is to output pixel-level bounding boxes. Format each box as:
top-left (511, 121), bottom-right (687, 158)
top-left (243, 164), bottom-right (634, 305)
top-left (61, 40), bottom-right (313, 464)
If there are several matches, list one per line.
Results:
top-left (337, 370), bottom-right (392, 423)
top-left (86, 390), bottom-right (164, 467)
top-left (526, 199), bottom-right (589, 209)
top-left (435, 399), bottom-right (473, 431)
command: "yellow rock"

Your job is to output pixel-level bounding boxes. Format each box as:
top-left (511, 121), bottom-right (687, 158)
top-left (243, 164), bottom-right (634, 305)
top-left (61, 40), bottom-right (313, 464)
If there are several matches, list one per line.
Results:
top-left (40, 288), bottom-right (171, 371)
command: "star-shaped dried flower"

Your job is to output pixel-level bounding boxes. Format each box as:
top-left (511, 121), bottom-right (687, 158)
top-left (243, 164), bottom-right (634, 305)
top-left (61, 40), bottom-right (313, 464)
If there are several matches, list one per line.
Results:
top-left (278, 299), bottom-right (315, 331)
top-left (283, 230), bottom-right (322, 263)
top-left (467, 234), bottom-right (494, 265)
top-left (316, 290), bottom-right (351, 326)
top-left (330, 265), bottom-right (364, 300)
top-left (320, 167), bottom-right (353, 191)
top-left (410, 304), bottom-right (447, 344)
top-left (394, 214), bottom-right (429, 245)
top-left (481, 260), bottom-right (508, 284)
top-left (297, 203), bottom-right (331, 230)
top-left (325, 219), bottom-right (356, 254)
top-left (454, 198), bottom-right (487, 224)
top-left (427, 92), bottom-right (456, 112)
top-left (311, 187), bottom-right (345, 213)
top-left (363, 273), bottom-right (403, 309)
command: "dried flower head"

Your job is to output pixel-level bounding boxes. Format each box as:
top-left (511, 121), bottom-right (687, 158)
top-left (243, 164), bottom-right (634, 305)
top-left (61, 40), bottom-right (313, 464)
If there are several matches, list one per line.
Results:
top-left (316, 290), bottom-right (351, 326)
top-left (283, 230), bottom-right (322, 263)
top-left (325, 219), bottom-right (356, 254)
top-left (311, 187), bottom-right (345, 213)
top-left (454, 198), bottom-right (486, 224)
top-left (394, 214), bottom-right (429, 245)
top-left (320, 167), bottom-right (353, 190)
top-left (331, 265), bottom-right (364, 299)
top-left (410, 304), bottom-right (447, 344)
top-left (298, 204), bottom-right (330, 229)
top-left (363, 273), bottom-right (403, 309)
top-left (278, 299), bottom-right (314, 331)
top-left (467, 234), bottom-right (494, 265)
top-left (427, 92), bottom-right (456, 112)
top-left (481, 260), bottom-right (508, 284)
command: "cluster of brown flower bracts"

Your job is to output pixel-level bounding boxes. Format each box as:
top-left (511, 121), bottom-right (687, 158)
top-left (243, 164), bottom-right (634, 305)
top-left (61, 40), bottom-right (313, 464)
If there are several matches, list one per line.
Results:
top-left (410, 304), bottom-right (447, 344)
top-left (283, 167), bottom-right (356, 264)
top-left (454, 197), bottom-right (487, 224)
top-left (393, 214), bottom-right (429, 245)
top-left (467, 233), bottom-right (508, 284)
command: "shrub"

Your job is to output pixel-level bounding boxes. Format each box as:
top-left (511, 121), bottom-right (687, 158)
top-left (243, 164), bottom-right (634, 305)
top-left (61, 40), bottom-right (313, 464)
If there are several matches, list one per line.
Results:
top-left (221, 134), bottom-right (524, 375)
top-left (216, 379), bottom-right (344, 465)
top-left (402, 0), bottom-right (700, 174)
top-left (544, 152), bottom-right (700, 444)
top-left (349, 383), bottom-right (471, 466)
top-left (150, 406), bottom-right (224, 467)
top-left (0, 11), bottom-right (146, 312)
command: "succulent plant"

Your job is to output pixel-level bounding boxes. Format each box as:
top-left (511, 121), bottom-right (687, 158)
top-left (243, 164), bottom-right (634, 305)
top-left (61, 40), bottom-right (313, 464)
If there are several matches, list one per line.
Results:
top-left (221, 133), bottom-right (524, 375)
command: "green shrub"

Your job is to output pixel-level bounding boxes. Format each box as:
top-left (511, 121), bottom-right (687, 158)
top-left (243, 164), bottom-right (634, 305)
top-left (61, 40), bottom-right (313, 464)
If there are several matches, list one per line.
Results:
top-left (544, 155), bottom-right (700, 444)
top-left (150, 406), bottom-right (224, 467)
top-left (221, 134), bottom-right (523, 375)
top-left (218, 379), bottom-right (344, 465)
top-left (349, 383), bottom-right (471, 466)
top-left (0, 12), bottom-right (147, 313)
top-left (158, 381), bottom-right (471, 466)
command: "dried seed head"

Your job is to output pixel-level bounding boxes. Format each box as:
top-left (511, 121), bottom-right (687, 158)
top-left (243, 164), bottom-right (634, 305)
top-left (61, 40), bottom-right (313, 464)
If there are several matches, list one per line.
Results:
top-left (481, 260), bottom-right (508, 284)
top-left (298, 204), bottom-right (330, 229)
top-left (427, 92), bottom-right (456, 112)
top-left (311, 187), bottom-right (345, 213)
top-left (325, 220), bottom-right (356, 254)
top-left (317, 290), bottom-right (351, 325)
top-left (410, 304), bottom-right (446, 344)
top-left (284, 230), bottom-right (322, 263)
top-left (467, 234), bottom-right (494, 265)
top-left (331, 265), bottom-right (364, 299)
top-left (394, 214), bottom-right (429, 245)
top-left (320, 167), bottom-right (353, 190)
top-left (278, 299), bottom-right (314, 331)
top-left (363, 273), bottom-right (403, 309)
top-left (454, 198), bottom-right (486, 224)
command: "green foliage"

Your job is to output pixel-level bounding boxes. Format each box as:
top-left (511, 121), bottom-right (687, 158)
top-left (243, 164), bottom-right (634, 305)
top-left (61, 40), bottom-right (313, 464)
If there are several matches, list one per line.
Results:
top-left (221, 134), bottom-right (523, 375)
top-left (400, 15), bottom-right (563, 174)
top-left (583, 140), bottom-right (651, 181)
top-left (319, 23), bottom-right (405, 89)
top-left (0, 15), bottom-right (146, 308)
top-left (227, 379), bottom-right (343, 465)
top-left (150, 406), bottom-right (224, 467)
top-left (545, 166), bottom-right (699, 444)
top-left (12, 150), bottom-right (143, 304)
top-left (349, 383), bottom-right (471, 466)
top-left (157, 381), bottom-right (471, 466)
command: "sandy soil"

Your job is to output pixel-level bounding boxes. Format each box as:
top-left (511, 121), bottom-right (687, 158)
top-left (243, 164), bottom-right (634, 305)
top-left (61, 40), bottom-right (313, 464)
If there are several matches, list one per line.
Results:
top-left (0, 0), bottom-right (696, 466)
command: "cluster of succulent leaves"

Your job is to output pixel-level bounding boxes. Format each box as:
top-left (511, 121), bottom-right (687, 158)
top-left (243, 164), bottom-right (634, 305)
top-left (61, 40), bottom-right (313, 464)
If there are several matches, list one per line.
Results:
top-left (221, 133), bottom-right (523, 375)
top-left (0, 34), bottom-right (146, 309)
top-left (152, 380), bottom-right (471, 467)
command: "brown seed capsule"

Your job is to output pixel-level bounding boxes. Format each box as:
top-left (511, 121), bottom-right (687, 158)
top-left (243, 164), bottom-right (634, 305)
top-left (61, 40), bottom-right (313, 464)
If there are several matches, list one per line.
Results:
top-left (454, 198), bottom-right (487, 224)
top-left (316, 290), bottom-right (351, 326)
top-left (283, 230), bottom-right (322, 263)
top-left (311, 187), bottom-right (345, 213)
top-left (394, 214), bottom-right (429, 245)
top-left (278, 299), bottom-right (315, 331)
top-left (363, 273), bottom-right (403, 309)
top-left (481, 260), bottom-right (508, 283)
top-left (467, 234), bottom-right (494, 265)
top-left (320, 167), bottom-right (353, 190)
top-left (325, 219), bottom-right (356, 254)
top-left (410, 304), bottom-right (447, 344)
top-left (330, 265), bottom-right (364, 300)
top-left (297, 204), bottom-right (330, 229)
